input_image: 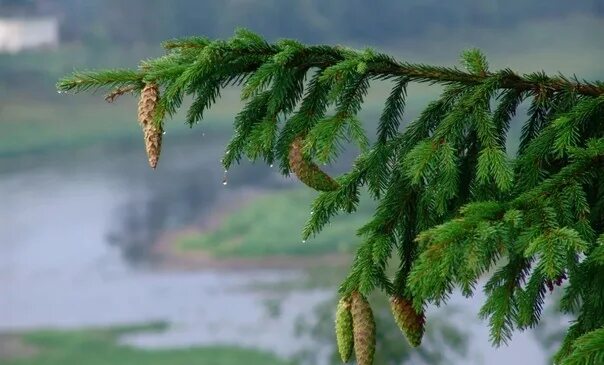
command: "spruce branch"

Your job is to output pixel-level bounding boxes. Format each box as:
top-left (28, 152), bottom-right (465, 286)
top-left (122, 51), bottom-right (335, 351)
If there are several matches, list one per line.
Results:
top-left (58, 34), bottom-right (603, 98)
top-left (57, 29), bottom-right (604, 365)
top-left (58, 69), bottom-right (145, 94)
top-left (558, 327), bottom-right (604, 365)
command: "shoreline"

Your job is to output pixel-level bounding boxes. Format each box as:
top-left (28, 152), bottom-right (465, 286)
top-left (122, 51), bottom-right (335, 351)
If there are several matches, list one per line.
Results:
top-left (149, 187), bottom-right (352, 272)
top-left (152, 226), bottom-right (351, 272)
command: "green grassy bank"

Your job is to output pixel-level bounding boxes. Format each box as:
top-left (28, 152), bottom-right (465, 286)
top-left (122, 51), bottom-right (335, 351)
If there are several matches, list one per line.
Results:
top-left (177, 188), bottom-right (375, 258)
top-left (0, 323), bottom-right (290, 365)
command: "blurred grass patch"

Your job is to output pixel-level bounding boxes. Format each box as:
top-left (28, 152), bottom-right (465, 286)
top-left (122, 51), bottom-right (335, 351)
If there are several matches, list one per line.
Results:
top-left (0, 96), bottom-right (238, 157)
top-left (178, 188), bottom-right (375, 258)
top-left (1, 322), bottom-right (290, 365)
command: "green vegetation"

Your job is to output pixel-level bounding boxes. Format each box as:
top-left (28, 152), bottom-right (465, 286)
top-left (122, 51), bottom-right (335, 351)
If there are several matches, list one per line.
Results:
top-left (0, 92), bottom-right (391, 157)
top-left (59, 29), bottom-right (604, 364)
top-left (0, 97), bottom-right (239, 157)
top-left (0, 44), bottom-right (392, 157)
top-left (0, 45), bottom-right (159, 90)
top-left (179, 188), bottom-right (375, 258)
top-left (3, 16), bottom-right (601, 157)
top-left (1, 99), bottom-right (137, 156)
top-left (0, 323), bottom-right (290, 365)
top-left (0, 42), bottom-right (239, 156)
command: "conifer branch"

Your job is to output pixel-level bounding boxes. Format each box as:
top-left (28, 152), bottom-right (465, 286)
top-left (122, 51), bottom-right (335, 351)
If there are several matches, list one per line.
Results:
top-left (57, 29), bottom-right (604, 365)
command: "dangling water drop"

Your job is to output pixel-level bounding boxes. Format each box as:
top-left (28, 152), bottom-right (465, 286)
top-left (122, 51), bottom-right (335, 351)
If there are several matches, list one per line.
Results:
top-left (202, 132), bottom-right (206, 136)
top-left (162, 131), bottom-right (166, 135)
top-left (310, 211), bottom-right (314, 215)
top-left (270, 164), bottom-right (274, 168)
top-left (302, 240), bottom-right (307, 243)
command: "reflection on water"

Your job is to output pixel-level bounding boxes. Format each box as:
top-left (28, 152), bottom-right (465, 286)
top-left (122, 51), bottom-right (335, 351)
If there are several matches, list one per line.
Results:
top-left (103, 142), bottom-right (286, 264)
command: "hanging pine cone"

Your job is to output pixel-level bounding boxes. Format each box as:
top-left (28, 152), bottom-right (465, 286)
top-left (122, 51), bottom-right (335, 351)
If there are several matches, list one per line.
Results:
top-left (390, 295), bottom-right (425, 347)
top-left (335, 296), bottom-right (354, 363)
top-left (288, 136), bottom-right (340, 192)
top-left (137, 82), bottom-right (163, 169)
top-left (350, 291), bottom-right (376, 365)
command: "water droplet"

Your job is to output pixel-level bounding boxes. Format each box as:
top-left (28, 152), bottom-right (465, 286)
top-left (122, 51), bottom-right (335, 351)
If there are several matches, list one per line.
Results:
top-left (310, 211), bottom-right (314, 215)
top-left (202, 132), bottom-right (205, 136)
top-left (57, 90), bottom-right (62, 94)
top-left (269, 164), bottom-right (274, 168)
top-left (302, 240), bottom-right (307, 243)
top-left (224, 169), bottom-right (228, 173)
top-left (162, 131), bottom-right (166, 135)
top-left (222, 170), bottom-right (228, 186)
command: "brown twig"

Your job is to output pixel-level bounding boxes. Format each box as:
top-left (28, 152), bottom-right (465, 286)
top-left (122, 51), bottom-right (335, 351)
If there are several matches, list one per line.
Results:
top-left (105, 85), bottom-right (138, 103)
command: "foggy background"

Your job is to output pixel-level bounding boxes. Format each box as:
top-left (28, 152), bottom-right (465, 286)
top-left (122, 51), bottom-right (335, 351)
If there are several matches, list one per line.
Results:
top-left (0, 1), bottom-right (603, 364)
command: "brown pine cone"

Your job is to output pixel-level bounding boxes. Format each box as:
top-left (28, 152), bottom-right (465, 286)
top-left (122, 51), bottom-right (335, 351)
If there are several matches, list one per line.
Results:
top-left (350, 291), bottom-right (376, 365)
top-left (137, 83), bottom-right (163, 169)
top-left (288, 136), bottom-right (339, 192)
top-left (390, 295), bottom-right (425, 347)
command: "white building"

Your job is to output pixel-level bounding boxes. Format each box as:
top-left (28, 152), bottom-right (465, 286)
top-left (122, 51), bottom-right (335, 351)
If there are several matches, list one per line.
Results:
top-left (0, 17), bottom-right (59, 53)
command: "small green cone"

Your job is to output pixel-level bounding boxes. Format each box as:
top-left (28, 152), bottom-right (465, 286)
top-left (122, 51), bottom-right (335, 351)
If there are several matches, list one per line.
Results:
top-left (288, 136), bottom-right (340, 192)
top-left (390, 295), bottom-right (425, 347)
top-left (351, 291), bottom-right (376, 365)
top-left (335, 296), bottom-right (354, 363)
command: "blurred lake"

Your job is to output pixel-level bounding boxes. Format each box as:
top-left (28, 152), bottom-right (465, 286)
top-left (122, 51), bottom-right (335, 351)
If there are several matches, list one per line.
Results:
top-left (0, 136), bottom-right (333, 355)
top-left (0, 3), bottom-right (602, 365)
top-left (0, 134), bottom-right (550, 365)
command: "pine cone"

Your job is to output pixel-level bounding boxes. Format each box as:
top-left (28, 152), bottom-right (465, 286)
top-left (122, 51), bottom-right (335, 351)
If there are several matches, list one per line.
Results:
top-left (288, 136), bottom-right (339, 192)
top-left (335, 296), bottom-right (354, 363)
top-left (390, 295), bottom-right (425, 347)
top-left (137, 82), bottom-right (163, 169)
top-left (351, 291), bottom-right (376, 365)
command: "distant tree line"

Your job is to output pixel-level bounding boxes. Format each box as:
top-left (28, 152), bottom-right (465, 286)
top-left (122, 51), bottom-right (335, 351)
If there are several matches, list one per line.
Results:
top-left (1, 0), bottom-right (602, 46)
